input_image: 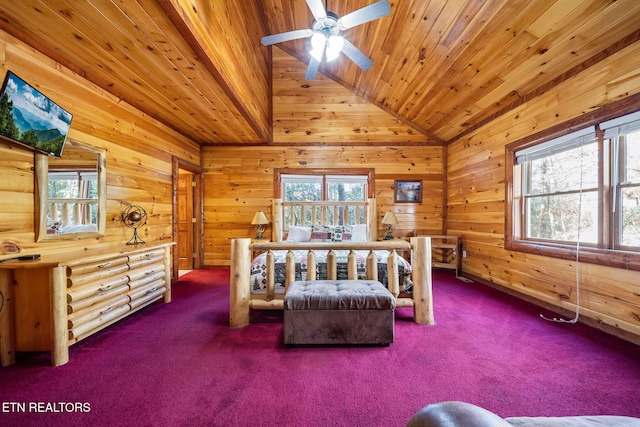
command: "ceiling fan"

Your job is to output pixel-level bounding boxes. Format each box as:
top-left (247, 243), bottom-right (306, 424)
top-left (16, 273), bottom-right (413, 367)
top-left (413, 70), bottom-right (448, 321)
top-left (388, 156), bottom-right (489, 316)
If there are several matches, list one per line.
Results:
top-left (261, 0), bottom-right (391, 80)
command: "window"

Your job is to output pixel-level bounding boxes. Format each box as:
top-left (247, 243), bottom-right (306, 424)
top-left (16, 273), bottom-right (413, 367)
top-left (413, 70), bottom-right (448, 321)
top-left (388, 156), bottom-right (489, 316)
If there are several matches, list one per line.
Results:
top-left (282, 174), bottom-right (367, 203)
top-left (507, 109), bottom-right (640, 269)
top-left (608, 114), bottom-right (640, 248)
top-left (48, 171), bottom-right (98, 225)
top-left (277, 169), bottom-right (374, 227)
top-left (516, 129), bottom-right (599, 245)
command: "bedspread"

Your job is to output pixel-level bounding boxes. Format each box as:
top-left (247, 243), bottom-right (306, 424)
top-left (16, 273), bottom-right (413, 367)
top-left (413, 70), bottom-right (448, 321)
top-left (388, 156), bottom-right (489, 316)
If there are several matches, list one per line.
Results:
top-left (250, 249), bottom-right (412, 294)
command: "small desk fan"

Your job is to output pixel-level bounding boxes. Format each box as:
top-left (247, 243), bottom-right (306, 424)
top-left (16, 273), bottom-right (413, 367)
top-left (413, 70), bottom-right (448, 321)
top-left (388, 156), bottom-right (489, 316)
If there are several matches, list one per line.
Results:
top-left (122, 205), bottom-right (147, 245)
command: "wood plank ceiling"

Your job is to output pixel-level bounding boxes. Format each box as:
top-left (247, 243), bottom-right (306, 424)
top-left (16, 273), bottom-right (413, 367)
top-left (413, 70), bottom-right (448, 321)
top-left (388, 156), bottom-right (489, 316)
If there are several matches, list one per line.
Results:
top-left (0, 0), bottom-right (639, 146)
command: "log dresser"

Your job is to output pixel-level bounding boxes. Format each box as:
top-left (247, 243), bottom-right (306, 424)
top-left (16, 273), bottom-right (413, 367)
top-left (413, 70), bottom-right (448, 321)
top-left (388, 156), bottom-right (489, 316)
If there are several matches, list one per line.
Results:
top-left (0, 242), bottom-right (174, 367)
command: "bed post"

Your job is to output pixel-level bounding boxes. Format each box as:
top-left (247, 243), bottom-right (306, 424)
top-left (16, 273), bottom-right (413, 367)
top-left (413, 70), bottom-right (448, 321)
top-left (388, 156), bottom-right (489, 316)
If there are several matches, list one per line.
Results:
top-left (230, 238), bottom-right (251, 327)
top-left (411, 236), bottom-right (434, 325)
top-left (273, 198), bottom-right (283, 242)
top-left (367, 198), bottom-right (377, 241)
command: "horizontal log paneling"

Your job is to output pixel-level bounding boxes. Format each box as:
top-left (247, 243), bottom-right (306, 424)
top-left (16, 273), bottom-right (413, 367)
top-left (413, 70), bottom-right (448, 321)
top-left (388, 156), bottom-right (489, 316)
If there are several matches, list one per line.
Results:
top-left (203, 145), bottom-right (444, 266)
top-left (447, 40), bottom-right (640, 342)
top-left (271, 48), bottom-right (439, 146)
top-left (0, 30), bottom-right (199, 260)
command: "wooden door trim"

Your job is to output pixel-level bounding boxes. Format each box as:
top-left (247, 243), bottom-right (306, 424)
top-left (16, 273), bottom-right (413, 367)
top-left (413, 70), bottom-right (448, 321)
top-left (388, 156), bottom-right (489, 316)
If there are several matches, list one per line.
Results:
top-left (172, 156), bottom-right (204, 281)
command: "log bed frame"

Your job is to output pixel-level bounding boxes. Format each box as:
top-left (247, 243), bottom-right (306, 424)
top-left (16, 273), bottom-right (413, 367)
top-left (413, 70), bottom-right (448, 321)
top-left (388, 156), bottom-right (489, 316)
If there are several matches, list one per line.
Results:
top-left (229, 198), bottom-right (434, 327)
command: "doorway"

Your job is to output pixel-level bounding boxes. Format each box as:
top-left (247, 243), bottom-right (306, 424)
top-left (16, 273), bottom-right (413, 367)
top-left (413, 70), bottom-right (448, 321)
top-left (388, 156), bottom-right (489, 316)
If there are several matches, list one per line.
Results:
top-left (172, 157), bottom-right (204, 281)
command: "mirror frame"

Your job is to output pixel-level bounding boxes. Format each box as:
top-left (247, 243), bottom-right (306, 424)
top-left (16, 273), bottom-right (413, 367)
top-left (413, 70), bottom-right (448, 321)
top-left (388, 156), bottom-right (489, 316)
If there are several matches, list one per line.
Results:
top-left (35, 139), bottom-right (107, 242)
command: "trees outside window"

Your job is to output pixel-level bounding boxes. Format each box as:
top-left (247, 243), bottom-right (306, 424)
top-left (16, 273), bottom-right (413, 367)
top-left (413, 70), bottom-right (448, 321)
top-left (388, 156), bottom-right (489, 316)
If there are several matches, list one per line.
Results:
top-left (276, 169), bottom-right (374, 228)
top-left (507, 109), bottom-right (640, 269)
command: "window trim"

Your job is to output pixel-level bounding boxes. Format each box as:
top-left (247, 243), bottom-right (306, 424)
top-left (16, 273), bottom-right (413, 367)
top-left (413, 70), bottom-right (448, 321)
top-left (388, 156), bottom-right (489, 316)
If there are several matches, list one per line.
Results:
top-left (505, 94), bottom-right (640, 271)
top-left (274, 168), bottom-right (375, 199)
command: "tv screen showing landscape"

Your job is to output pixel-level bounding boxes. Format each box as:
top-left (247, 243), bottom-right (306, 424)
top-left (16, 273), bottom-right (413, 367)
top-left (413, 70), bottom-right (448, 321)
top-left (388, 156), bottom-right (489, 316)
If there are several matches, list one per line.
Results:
top-left (0, 71), bottom-right (72, 157)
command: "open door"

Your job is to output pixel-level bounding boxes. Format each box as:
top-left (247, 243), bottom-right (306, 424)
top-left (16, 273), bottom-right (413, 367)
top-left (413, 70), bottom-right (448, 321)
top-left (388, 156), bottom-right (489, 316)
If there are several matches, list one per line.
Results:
top-left (177, 170), bottom-right (194, 271)
top-left (172, 157), bottom-right (204, 281)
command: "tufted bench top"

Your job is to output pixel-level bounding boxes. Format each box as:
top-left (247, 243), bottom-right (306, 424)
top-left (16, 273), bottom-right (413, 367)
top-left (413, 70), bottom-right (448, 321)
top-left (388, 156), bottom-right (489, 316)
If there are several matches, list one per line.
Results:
top-left (284, 280), bottom-right (396, 311)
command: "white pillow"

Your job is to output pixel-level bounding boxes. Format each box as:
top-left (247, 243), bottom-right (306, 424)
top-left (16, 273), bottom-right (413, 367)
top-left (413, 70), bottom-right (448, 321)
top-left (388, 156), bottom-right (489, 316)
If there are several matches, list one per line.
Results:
top-left (351, 224), bottom-right (367, 242)
top-left (286, 226), bottom-right (311, 242)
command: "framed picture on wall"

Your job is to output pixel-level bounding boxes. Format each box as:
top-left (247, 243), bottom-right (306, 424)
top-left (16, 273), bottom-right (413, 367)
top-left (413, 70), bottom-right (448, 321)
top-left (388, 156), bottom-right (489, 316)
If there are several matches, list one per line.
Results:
top-left (394, 180), bottom-right (422, 203)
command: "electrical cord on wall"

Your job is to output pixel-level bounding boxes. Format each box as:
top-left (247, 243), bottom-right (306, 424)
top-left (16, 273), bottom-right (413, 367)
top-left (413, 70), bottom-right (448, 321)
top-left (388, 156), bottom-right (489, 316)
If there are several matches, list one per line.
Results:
top-left (0, 289), bottom-right (4, 314)
top-left (540, 141), bottom-right (585, 325)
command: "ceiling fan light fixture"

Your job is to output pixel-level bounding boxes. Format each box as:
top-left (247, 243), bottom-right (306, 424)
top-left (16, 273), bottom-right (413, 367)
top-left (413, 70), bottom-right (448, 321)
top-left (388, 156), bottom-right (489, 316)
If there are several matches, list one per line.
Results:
top-left (262, 0), bottom-right (391, 79)
top-left (326, 35), bottom-right (344, 62)
top-left (310, 32), bottom-right (327, 61)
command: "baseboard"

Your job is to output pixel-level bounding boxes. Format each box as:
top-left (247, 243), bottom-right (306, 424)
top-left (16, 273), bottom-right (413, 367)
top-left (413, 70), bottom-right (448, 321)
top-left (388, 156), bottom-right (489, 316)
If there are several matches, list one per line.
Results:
top-left (460, 272), bottom-right (640, 347)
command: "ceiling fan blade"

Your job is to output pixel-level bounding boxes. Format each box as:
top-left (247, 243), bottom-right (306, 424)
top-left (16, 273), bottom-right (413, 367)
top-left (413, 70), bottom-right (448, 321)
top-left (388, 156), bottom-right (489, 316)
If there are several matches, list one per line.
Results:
top-left (338, 0), bottom-right (391, 30)
top-left (261, 29), bottom-right (313, 46)
top-left (341, 39), bottom-right (373, 70)
top-left (305, 57), bottom-right (321, 80)
top-left (306, 0), bottom-right (327, 21)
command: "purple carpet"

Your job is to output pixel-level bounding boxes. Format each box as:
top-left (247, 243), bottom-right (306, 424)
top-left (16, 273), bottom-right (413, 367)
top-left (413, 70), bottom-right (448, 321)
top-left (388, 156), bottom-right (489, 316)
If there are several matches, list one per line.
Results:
top-left (1, 269), bottom-right (639, 426)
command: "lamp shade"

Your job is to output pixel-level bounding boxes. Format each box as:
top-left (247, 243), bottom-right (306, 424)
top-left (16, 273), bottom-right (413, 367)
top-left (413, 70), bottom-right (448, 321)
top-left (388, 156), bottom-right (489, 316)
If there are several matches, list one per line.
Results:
top-left (381, 210), bottom-right (398, 225)
top-left (251, 211), bottom-right (269, 225)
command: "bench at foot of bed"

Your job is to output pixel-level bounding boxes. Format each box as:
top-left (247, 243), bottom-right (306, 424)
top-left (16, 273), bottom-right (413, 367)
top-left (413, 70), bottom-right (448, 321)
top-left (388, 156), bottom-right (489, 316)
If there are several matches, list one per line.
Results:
top-left (283, 279), bottom-right (396, 346)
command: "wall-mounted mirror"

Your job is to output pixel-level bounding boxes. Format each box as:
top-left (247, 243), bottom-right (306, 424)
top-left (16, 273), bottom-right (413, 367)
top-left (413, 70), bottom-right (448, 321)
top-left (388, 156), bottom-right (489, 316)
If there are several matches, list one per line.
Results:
top-left (35, 139), bottom-right (106, 242)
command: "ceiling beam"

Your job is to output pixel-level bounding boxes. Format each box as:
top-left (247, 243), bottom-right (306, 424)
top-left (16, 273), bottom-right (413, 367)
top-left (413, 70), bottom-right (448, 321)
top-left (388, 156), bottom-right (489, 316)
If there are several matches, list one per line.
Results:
top-left (157, 0), bottom-right (270, 143)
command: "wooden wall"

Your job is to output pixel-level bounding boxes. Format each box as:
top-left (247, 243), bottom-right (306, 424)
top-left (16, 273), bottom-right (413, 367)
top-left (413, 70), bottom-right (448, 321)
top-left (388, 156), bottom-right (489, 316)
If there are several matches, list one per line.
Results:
top-left (0, 30), bottom-right (200, 260)
top-left (271, 48), bottom-right (439, 145)
top-left (202, 145), bottom-right (444, 266)
top-left (203, 48), bottom-right (444, 266)
top-left (447, 38), bottom-right (640, 342)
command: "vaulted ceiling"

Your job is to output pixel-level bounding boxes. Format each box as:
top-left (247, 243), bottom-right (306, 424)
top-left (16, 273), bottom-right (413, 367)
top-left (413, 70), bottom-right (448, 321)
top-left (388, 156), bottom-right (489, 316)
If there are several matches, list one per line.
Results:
top-left (0, 0), bottom-right (639, 146)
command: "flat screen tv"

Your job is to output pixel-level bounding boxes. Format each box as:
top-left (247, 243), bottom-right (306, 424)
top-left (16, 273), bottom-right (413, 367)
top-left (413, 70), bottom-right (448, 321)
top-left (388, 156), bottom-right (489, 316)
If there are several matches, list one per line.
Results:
top-left (0, 71), bottom-right (72, 157)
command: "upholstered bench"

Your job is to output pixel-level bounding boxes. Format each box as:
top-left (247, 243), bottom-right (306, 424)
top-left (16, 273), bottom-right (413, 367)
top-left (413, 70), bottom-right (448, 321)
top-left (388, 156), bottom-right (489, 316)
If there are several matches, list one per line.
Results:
top-left (283, 279), bottom-right (396, 345)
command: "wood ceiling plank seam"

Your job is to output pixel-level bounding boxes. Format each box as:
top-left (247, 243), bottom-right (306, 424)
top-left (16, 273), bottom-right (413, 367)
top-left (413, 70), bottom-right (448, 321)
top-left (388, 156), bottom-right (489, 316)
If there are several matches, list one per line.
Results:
top-left (167, 0), bottom-right (270, 135)
top-left (184, 0), bottom-right (270, 127)
top-left (408, 0), bottom-right (537, 99)
top-left (36, 0), bottom-right (235, 144)
top-left (435, 0), bottom-right (640, 139)
top-left (254, 0), bottom-right (274, 143)
top-left (379, 0), bottom-right (446, 83)
top-left (120, 28), bottom-right (258, 141)
top-left (441, 0), bottom-right (493, 48)
top-left (459, 14), bottom-right (640, 141)
top-left (502, 0), bottom-right (640, 98)
top-left (59, 0), bottom-right (209, 116)
top-left (421, 0), bottom-right (548, 133)
top-left (0, 17), bottom-right (193, 146)
top-left (399, 0), bottom-right (532, 126)
top-left (91, 0), bottom-right (251, 142)
top-left (492, 0), bottom-right (640, 102)
top-left (372, 0), bottom-right (459, 114)
top-left (122, 1), bottom-right (242, 108)
top-left (158, 0), bottom-right (267, 143)
top-left (363, 0), bottom-right (452, 110)
top-left (526, 0), bottom-right (594, 39)
top-left (449, 49), bottom-right (640, 146)
top-left (348, 10), bottom-right (394, 95)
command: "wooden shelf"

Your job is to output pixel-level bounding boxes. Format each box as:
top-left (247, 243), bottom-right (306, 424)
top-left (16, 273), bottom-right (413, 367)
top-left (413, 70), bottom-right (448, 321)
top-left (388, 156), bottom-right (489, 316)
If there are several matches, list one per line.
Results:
top-left (413, 234), bottom-right (461, 277)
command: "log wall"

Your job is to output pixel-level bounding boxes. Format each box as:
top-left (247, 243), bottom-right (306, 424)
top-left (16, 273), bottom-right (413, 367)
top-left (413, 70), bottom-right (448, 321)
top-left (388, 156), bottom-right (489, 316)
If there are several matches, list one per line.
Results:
top-left (202, 145), bottom-right (444, 266)
top-left (447, 38), bottom-right (640, 342)
top-left (0, 30), bottom-right (200, 260)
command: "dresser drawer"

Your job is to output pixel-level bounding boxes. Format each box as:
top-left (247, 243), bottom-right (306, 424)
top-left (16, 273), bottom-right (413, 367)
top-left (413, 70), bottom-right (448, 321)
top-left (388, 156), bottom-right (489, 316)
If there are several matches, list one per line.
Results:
top-left (67, 294), bottom-right (131, 330)
top-left (128, 249), bottom-right (165, 264)
top-left (66, 256), bottom-right (129, 277)
top-left (67, 275), bottom-right (129, 303)
top-left (67, 263), bottom-right (130, 288)
top-left (67, 283), bottom-right (129, 314)
top-left (128, 270), bottom-right (166, 291)
top-left (69, 304), bottom-right (131, 341)
top-left (128, 279), bottom-right (165, 301)
top-left (129, 285), bottom-right (166, 310)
